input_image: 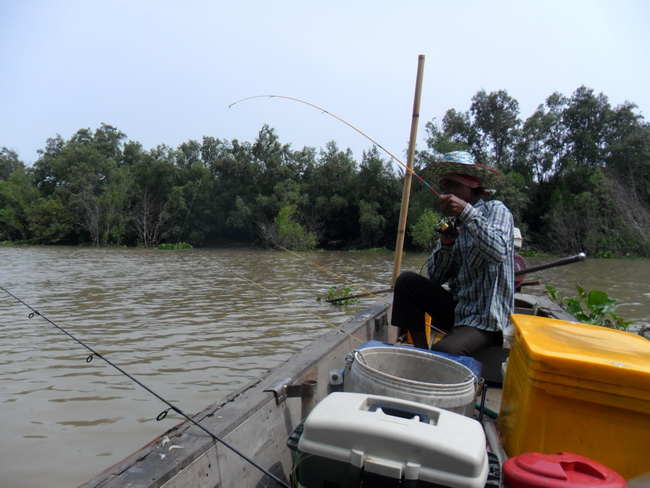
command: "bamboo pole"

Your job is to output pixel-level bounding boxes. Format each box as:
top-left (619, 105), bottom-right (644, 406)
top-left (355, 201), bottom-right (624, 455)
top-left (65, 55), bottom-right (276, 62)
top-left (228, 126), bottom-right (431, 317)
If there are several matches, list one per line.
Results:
top-left (391, 55), bottom-right (426, 288)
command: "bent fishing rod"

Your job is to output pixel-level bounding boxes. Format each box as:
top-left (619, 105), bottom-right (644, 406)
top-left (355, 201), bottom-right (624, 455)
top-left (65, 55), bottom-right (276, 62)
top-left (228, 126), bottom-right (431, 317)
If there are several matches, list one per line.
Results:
top-left (0, 284), bottom-right (290, 488)
top-left (229, 94), bottom-right (442, 198)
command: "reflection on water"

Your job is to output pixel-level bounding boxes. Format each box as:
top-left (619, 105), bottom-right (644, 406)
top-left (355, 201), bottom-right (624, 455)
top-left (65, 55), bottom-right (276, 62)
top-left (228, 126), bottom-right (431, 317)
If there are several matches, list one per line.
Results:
top-left (0, 247), bottom-right (648, 488)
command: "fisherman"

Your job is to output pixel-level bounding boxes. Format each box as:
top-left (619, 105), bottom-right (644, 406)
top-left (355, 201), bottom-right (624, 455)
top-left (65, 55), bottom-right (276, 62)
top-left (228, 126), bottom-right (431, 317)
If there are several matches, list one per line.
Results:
top-left (391, 150), bottom-right (514, 355)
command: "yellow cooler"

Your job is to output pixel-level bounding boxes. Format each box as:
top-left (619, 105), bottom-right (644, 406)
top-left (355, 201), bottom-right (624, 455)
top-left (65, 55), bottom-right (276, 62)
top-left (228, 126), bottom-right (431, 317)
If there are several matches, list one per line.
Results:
top-left (498, 314), bottom-right (650, 479)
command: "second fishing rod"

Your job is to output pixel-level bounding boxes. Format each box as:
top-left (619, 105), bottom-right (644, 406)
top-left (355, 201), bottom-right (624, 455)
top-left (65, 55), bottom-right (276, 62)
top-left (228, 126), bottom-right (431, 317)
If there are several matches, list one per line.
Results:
top-left (0, 284), bottom-right (291, 488)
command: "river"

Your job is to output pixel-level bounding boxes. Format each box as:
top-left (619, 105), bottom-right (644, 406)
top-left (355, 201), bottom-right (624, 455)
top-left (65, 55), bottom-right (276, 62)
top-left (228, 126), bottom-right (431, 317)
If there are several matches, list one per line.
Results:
top-left (1, 246), bottom-right (648, 488)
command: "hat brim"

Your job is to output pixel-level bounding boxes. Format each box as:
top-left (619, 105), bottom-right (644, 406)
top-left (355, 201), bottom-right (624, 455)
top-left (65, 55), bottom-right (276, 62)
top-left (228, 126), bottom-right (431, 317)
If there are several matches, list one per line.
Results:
top-left (422, 161), bottom-right (501, 189)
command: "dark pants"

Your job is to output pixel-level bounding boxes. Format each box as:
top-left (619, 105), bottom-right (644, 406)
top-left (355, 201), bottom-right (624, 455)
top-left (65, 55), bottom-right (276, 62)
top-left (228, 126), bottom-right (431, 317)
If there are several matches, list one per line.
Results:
top-left (391, 271), bottom-right (502, 356)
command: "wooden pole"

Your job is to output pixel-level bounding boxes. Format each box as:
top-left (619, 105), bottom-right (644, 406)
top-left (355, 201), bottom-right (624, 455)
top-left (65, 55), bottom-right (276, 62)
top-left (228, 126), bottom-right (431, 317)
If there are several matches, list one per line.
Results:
top-left (391, 55), bottom-right (426, 288)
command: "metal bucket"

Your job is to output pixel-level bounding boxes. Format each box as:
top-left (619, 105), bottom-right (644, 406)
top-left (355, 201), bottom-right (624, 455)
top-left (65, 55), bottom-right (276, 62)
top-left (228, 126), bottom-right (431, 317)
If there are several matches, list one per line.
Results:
top-left (344, 346), bottom-right (477, 416)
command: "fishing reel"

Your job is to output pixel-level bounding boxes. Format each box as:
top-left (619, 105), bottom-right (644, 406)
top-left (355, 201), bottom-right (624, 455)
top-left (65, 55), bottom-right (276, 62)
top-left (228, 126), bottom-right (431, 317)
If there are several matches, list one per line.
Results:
top-left (435, 218), bottom-right (459, 238)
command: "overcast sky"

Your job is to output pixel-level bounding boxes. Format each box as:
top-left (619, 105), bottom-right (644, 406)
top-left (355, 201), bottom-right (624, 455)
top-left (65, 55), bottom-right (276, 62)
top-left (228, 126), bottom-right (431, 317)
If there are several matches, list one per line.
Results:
top-left (2, 0), bottom-right (649, 167)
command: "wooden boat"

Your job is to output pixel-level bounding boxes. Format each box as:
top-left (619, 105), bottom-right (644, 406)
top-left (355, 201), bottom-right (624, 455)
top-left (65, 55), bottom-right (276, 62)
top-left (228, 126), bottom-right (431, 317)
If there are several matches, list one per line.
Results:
top-left (79, 292), bottom-right (577, 488)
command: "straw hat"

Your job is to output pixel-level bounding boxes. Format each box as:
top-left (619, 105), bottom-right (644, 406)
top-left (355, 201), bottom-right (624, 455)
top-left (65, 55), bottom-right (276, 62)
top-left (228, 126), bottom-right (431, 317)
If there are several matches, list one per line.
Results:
top-left (424, 151), bottom-right (501, 189)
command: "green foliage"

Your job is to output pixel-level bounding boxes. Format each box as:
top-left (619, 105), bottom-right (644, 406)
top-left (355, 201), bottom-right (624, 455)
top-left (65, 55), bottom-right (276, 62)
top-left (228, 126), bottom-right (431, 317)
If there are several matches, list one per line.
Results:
top-left (0, 166), bottom-right (40, 241)
top-left (495, 170), bottom-right (530, 225)
top-left (327, 286), bottom-right (360, 306)
top-left (26, 197), bottom-right (75, 244)
top-left (1, 85), bottom-right (648, 256)
top-left (517, 249), bottom-right (550, 258)
top-left (157, 242), bottom-right (193, 250)
top-left (358, 200), bottom-right (386, 248)
top-left (470, 89), bottom-right (520, 167)
top-left (423, 86), bottom-right (650, 257)
top-left (597, 250), bottom-right (615, 259)
top-left (409, 209), bottom-right (441, 250)
top-left (262, 205), bottom-right (319, 251)
top-left (0, 147), bottom-right (25, 180)
top-left (545, 284), bottom-right (633, 330)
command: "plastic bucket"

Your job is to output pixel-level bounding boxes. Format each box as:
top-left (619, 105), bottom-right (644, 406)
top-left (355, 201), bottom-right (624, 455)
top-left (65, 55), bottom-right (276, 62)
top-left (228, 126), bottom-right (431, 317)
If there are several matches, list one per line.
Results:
top-left (344, 346), bottom-right (477, 416)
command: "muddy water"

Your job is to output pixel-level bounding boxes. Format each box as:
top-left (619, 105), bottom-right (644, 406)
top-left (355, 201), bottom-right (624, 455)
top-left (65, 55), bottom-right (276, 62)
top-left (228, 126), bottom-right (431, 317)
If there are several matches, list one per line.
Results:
top-left (0, 246), bottom-right (648, 487)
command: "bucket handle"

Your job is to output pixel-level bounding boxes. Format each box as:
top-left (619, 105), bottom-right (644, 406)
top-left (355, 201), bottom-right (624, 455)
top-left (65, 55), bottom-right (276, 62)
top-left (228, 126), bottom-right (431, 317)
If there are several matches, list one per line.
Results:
top-left (352, 349), bottom-right (368, 366)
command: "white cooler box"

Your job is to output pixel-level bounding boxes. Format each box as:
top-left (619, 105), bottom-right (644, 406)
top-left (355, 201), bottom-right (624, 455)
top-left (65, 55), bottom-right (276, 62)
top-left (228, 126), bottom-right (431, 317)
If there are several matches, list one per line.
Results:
top-left (294, 392), bottom-right (489, 488)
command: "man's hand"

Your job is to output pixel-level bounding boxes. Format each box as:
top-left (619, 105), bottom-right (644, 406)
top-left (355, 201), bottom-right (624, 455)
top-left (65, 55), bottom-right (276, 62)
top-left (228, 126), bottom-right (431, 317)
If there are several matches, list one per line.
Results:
top-left (439, 194), bottom-right (467, 217)
top-left (440, 232), bottom-right (457, 246)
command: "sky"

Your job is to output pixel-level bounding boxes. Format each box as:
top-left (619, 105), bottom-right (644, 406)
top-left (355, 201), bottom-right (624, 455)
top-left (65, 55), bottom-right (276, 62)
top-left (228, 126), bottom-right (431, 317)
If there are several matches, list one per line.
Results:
top-left (1, 0), bottom-right (649, 168)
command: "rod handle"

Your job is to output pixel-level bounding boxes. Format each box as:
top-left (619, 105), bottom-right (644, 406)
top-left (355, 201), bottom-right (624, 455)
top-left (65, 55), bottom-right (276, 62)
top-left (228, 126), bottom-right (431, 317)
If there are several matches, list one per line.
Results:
top-left (515, 252), bottom-right (586, 276)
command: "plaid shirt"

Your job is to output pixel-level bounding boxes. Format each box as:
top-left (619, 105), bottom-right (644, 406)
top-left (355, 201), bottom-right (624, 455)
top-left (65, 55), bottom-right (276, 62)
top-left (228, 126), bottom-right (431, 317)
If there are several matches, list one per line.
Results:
top-left (426, 199), bottom-right (515, 332)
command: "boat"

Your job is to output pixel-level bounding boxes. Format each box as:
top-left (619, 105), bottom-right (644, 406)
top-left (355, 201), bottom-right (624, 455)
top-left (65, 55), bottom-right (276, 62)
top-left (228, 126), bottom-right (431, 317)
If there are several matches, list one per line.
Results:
top-left (74, 189), bottom-right (650, 487)
top-left (79, 291), bottom-right (583, 488)
top-left (79, 52), bottom-right (650, 485)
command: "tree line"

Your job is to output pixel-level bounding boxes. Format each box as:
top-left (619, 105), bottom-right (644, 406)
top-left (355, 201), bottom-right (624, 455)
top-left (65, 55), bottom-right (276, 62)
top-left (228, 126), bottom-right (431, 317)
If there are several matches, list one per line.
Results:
top-left (1, 85), bottom-right (649, 256)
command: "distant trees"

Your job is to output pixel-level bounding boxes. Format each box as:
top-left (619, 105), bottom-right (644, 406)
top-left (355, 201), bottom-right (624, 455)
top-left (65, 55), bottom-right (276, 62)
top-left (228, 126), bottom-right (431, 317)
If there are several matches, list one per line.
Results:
top-left (1, 86), bottom-right (649, 256)
top-left (0, 150), bottom-right (38, 242)
top-left (419, 86), bottom-right (650, 256)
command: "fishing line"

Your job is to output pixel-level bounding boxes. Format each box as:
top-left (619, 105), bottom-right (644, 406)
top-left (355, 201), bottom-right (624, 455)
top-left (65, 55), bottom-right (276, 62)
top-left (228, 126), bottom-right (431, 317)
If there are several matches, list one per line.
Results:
top-left (272, 246), bottom-right (448, 338)
top-left (229, 94), bottom-right (442, 197)
top-left (266, 245), bottom-right (452, 339)
top-left (217, 260), bottom-right (363, 330)
top-left (273, 243), bottom-right (391, 307)
top-left (0, 284), bottom-right (290, 488)
top-left (215, 259), bottom-right (374, 348)
top-left (176, 168), bottom-right (207, 245)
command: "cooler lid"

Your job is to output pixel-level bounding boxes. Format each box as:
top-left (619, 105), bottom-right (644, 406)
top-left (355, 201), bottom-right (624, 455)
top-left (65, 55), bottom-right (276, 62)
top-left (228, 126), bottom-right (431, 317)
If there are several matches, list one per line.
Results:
top-left (510, 314), bottom-right (650, 391)
top-left (503, 452), bottom-right (626, 487)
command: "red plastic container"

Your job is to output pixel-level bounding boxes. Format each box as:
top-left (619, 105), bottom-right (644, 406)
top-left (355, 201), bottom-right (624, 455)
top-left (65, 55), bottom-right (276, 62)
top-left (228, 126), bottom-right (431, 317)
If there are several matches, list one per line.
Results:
top-left (503, 452), bottom-right (626, 488)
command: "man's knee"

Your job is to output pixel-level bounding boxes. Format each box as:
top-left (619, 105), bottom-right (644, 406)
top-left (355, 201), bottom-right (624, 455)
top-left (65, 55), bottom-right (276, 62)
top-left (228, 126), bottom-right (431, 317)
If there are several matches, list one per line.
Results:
top-left (430, 335), bottom-right (474, 356)
top-left (430, 325), bottom-right (500, 356)
top-left (394, 271), bottom-right (420, 290)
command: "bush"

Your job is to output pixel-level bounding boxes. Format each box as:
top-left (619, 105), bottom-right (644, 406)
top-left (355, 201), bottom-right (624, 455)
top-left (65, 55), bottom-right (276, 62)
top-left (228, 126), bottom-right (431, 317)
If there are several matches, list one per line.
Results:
top-left (326, 286), bottom-right (360, 306)
top-left (545, 284), bottom-right (633, 330)
top-left (409, 209), bottom-right (441, 251)
top-left (259, 205), bottom-right (319, 251)
top-left (157, 242), bottom-right (193, 250)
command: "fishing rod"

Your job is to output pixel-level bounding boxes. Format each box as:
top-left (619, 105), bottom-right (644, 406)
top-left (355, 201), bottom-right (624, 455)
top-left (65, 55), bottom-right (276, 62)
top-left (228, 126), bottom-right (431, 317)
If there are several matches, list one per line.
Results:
top-left (273, 243), bottom-right (392, 307)
top-left (515, 252), bottom-right (587, 276)
top-left (329, 253), bottom-right (589, 302)
top-left (229, 94), bottom-right (442, 198)
top-left (229, 85), bottom-right (429, 304)
top-left (0, 284), bottom-right (291, 488)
